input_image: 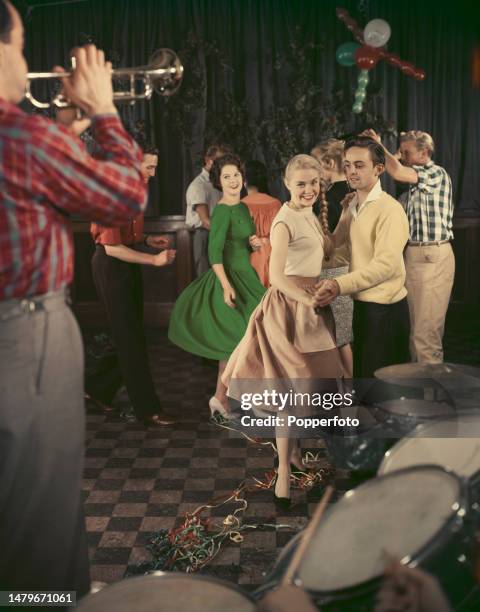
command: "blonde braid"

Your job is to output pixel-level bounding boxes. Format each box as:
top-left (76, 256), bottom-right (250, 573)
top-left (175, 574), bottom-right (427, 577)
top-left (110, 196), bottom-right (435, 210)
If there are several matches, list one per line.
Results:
top-left (318, 185), bottom-right (329, 236)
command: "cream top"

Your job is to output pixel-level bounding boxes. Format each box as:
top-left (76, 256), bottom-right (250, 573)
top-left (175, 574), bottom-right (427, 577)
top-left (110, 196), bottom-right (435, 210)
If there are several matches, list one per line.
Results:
top-left (336, 185), bottom-right (409, 304)
top-left (271, 204), bottom-right (326, 277)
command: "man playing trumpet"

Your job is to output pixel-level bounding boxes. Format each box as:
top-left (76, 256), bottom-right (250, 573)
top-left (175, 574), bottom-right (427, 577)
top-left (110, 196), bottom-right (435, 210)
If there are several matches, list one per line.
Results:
top-left (0, 0), bottom-right (147, 598)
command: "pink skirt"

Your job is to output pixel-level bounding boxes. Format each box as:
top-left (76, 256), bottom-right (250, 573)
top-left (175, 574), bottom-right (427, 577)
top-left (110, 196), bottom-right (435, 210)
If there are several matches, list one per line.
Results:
top-left (222, 277), bottom-right (343, 412)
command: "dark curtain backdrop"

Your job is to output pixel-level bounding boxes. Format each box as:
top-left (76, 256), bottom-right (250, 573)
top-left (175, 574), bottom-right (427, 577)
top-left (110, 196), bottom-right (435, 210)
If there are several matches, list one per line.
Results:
top-left (22, 0), bottom-right (480, 215)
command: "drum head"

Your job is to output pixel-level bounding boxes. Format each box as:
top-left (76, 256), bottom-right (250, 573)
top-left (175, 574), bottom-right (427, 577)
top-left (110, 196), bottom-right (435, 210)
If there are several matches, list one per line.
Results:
top-left (374, 362), bottom-right (480, 388)
top-left (379, 415), bottom-right (480, 478)
top-left (76, 572), bottom-right (256, 612)
top-left (295, 467), bottom-right (462, 592)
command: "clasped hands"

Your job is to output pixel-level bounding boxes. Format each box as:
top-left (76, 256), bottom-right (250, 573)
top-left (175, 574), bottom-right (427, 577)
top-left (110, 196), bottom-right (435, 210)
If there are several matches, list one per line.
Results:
top-left (308, 278), bottom-right (340, 308)
top-left (249, 234), bottom-right (262, 251)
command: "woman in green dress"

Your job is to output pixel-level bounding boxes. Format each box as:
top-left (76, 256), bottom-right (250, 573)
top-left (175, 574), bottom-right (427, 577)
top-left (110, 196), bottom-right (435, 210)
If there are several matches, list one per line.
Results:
top-left (168, 154), bottom-right (266, 416)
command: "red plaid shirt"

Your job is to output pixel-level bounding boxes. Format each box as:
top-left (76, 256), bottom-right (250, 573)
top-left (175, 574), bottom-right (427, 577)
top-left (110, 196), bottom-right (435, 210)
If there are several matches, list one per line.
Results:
top-left (0, 99), bottom-right (147, 300)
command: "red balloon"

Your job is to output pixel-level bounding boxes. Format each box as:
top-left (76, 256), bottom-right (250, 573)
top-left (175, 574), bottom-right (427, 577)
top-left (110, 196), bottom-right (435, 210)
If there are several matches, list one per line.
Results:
top-left (355, 45), bottom-right (381, 70)
top-left (352, 26), bottom-right (365, 42)
top-left (414, 68), bottom-right (426, 81)
top-left (386, 53), bottom-right (401, 68)
top-left (400, 61), bottom-right (416, 77)
top-left (336, 7), bottom-right (349, 20)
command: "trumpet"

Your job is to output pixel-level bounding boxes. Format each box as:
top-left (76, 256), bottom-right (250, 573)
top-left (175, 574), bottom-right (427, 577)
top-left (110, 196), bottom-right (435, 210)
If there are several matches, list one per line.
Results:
top-left (25, 48), bottom-right (184, 109)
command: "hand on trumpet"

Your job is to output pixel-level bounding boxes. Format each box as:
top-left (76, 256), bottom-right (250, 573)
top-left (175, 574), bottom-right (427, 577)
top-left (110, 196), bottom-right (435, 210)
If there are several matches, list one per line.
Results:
top-left (56, 45), bottom-right (117, 118)
top-left (53, 74), bottom-right (91, 136)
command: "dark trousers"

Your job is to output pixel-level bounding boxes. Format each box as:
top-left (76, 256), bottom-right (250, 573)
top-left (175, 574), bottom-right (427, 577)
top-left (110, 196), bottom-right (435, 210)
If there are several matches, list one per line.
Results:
top-left (353, 297), bottom-right (410, 403)
top-left (0, 291), bottom-right (90, 599)
top-left (85, 246), bottom-right (160, 418)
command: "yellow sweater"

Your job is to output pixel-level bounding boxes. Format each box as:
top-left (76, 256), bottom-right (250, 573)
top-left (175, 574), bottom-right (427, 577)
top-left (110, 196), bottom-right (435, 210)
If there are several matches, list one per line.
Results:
top-left (336, 189), bottom-right (409, 304)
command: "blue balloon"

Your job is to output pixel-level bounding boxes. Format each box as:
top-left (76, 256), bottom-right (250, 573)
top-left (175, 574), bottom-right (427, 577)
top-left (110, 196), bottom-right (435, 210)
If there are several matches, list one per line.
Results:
top-left (336, 42), bottom-right (361, 67)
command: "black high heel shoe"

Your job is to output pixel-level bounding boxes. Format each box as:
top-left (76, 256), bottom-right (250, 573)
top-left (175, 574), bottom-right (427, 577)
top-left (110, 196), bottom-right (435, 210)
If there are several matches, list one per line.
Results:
top-left (273, 492), bottom-right (292, 511)
top-left (273, 471), bottom-right (292, 511)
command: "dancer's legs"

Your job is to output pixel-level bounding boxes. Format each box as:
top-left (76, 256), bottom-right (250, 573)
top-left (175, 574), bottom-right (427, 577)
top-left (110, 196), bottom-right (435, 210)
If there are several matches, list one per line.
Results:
top-left (275, 432), bottom-right (297, 499)
top-left (339, 343), bottom-right (353, 379)
top-left (215, 360), bottom-right (228, 409)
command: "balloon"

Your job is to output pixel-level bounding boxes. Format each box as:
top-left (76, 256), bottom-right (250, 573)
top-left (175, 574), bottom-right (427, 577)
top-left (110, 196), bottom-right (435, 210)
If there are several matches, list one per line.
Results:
top-left (414, 68), bottom-right (426, 81)
top-left (354, 90), bottom-right (366, 102)
top-left (400, 61), bottom-right (416, 77)
top-left (386, 53), bottom-right (401, 68)
top-left (336, 7), bottom-right (349, 20)
top-left (358, 69), bottom-right (370, 86)
top-left (355, 45), bottom-right (380, 70)
top-left (363, 18), bottom-right (391, 48)
top-left (336, 42), bottom-right (361, 67)
top-left (352, 102), bottom-right (363, 113)
top-left (352, 27), bottom-right (365, 43)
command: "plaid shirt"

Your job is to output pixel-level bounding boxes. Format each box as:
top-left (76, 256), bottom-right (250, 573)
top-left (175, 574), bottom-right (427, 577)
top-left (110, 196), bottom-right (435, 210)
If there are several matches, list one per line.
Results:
top-left (406, 161), bottom-right (454, 242)
top-left (0, 99), bottom-right (147, 300)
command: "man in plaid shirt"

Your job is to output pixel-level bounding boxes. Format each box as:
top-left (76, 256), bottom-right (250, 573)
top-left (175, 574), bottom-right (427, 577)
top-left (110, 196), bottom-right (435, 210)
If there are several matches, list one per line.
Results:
top-left (0, 0), bottom-right (147, 599)
top-left (364, 129), bottom-right (454, 363)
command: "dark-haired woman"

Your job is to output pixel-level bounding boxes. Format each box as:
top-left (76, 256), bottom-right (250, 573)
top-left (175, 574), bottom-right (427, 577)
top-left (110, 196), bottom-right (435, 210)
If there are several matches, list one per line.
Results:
top-left (168, 154), bottom-right (266, 416)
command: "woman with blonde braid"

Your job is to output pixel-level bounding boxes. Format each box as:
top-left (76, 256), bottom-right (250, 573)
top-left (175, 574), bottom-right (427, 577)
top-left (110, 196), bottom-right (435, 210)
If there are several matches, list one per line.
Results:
top-left (311, 139), bottom-right (354, 378)
top-left (223, 154), bottom-right (352, 507)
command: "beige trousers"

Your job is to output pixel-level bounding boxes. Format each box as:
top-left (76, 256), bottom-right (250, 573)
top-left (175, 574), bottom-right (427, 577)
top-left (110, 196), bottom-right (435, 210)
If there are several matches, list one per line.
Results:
top-left (404, 242), bottom-right (455, 363)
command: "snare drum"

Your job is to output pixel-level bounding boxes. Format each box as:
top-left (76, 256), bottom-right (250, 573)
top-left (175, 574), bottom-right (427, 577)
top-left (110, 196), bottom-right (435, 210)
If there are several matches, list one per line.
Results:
top-left (76, 572), bottom-right (256, 611)
top-left (378, 415), bottom-right (480, 508)
top-left (264, 466), bottom-right (477, 611)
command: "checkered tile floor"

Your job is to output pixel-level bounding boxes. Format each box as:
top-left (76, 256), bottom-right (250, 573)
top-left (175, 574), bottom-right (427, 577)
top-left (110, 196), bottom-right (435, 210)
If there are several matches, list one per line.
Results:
top-left (83, 330), bottom-right (352, 592)
top-left (82, 307), bottom-right (479, 593)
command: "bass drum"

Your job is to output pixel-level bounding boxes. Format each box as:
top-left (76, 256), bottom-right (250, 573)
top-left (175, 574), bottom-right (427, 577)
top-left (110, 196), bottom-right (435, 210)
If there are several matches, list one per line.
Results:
top-left (76, 571), bottom-right (257, 612)
top-left (263, 466), bottom-right (479, 611)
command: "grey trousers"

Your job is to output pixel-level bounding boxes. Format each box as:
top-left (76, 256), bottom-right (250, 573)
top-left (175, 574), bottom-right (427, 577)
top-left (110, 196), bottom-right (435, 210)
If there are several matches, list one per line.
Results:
top-left (192, 227), bottom-right (210, 277)
top-left (0, 291), bottom-right (90, 598)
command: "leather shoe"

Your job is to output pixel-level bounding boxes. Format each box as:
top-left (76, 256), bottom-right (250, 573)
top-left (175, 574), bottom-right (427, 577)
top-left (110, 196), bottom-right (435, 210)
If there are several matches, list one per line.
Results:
top-left (143, 412), bottom-right (177, 427)
top-left (84, 393), bottom-right (116, 414)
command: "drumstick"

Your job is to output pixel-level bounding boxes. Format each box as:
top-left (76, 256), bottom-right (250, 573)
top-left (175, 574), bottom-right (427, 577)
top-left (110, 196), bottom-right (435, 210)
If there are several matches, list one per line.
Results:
top-left (281, 485), bottom-right (334, 585)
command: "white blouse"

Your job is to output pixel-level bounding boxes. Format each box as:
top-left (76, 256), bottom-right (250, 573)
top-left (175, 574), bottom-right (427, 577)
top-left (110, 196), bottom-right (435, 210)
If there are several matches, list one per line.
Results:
top-left (271, 204), bottom-right (326, 277)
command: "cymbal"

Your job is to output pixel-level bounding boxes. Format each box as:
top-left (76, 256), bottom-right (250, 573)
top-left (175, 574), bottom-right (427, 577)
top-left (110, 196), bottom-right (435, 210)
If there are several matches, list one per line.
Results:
top-left (374, 398), bottom-right (455, 418)
top-left (374, 362), bottom-right (480, 389)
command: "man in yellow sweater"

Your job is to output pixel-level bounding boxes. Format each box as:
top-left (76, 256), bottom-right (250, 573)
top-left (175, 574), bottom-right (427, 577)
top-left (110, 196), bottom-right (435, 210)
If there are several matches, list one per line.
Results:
top-left (316, 137), bottom-right (410, 386)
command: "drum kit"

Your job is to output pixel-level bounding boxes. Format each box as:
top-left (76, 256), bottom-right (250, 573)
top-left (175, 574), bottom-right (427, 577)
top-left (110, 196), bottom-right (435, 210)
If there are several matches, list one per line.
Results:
top-left (77, 362), bottom-right (480, 611)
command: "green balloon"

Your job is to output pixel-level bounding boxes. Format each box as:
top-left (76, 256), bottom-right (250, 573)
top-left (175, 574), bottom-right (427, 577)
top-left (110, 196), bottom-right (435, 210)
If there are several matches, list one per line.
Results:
top-left (355, 90), bottom-right (366, 102)
top-left (352, 102), bottom-right (363, 114)
top-left (336, 42), bottom-right (361, 67)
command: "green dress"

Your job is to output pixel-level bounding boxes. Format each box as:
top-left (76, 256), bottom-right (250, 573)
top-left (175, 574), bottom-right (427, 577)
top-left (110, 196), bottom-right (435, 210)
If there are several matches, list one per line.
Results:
top-left (168, 203), bottom-right (266, 360)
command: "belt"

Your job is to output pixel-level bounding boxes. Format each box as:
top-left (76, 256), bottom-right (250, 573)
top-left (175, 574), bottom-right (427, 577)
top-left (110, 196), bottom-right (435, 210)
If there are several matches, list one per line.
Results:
top-left (407, 239), bottom-right (451, 247)
top-left (0, 289), bottom-right (68, 321)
